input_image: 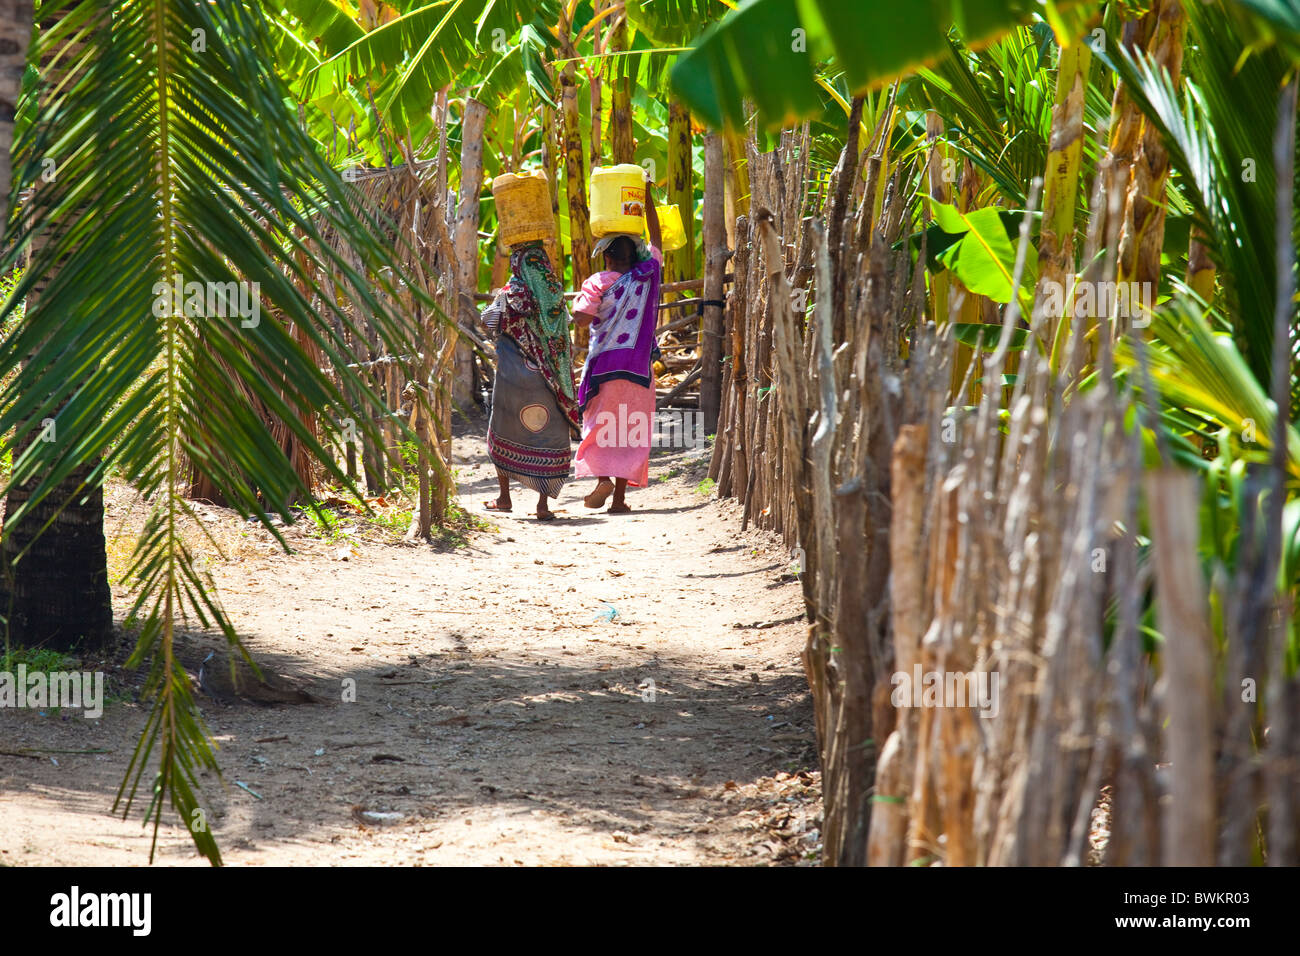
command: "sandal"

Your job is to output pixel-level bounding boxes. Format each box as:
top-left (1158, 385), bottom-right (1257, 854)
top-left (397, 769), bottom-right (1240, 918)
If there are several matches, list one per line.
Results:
top-left (484, 500), bottom-right (512, 512)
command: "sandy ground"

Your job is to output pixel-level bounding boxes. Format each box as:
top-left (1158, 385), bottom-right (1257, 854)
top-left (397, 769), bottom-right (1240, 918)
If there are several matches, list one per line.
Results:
top-left (0, 413), bottom-right (821, 866)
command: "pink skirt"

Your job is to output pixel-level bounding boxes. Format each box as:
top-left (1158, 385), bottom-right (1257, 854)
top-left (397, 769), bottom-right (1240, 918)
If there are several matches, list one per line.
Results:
top-left (575, 378), bottom-right (656, 487)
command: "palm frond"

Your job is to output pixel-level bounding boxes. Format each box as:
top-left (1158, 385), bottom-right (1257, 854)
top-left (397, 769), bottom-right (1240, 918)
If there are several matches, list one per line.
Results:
top-left (1103, 1), bottom-right (1290, 387)
top-left (0, 0), bottom-right (444, 864)
top-left (1121, 296), bottom-right (1300, 484)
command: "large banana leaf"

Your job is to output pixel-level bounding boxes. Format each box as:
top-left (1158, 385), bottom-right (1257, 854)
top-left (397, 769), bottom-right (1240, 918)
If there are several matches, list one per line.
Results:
top-left (625, 0), bottom-right (736, 46)
top-left (0, 0), bottom-right (439, 864)
top-left (930, 200), bottom-right (1039, 304)
top-left (301, 0), bottom-right (559, 132)
top-left (669, 0), bottom-right (1096, 131)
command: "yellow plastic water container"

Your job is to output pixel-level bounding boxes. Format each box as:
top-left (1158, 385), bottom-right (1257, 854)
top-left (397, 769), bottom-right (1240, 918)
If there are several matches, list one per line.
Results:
top-left (493, 170), bottom-right (554, 248)
top-left (590, 164), bottom-right (647, 237)
top-left (651, 204), bottom-right (687, 253)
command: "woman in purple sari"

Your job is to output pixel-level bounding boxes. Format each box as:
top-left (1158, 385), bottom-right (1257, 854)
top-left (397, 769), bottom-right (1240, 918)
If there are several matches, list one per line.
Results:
top-left (571, 191), bottom-right (662, 513)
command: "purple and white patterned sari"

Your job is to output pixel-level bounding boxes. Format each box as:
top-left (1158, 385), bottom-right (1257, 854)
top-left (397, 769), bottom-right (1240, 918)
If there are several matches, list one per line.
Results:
top-left (576, 257), bottom-right (660, 412)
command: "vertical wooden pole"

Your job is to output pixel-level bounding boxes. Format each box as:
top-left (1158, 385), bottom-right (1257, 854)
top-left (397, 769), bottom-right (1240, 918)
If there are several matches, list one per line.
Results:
top-left (408, 89), bottom-right (454, 537)
top-left (729, 215), bottom-right (750, 499)
top-left (541, 100), bottom-right (563, 272)
top-left (452, 98), bottom-right (488, 408)
top-left (1265, 75), bottom-right (1298, 865)
top-left (700, 132), bottom-right (727, 435)
top-left (1148, 468), bottom-right (1216, 865)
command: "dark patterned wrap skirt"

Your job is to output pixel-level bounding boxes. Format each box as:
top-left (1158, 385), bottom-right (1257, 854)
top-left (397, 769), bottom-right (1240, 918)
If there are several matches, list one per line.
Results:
top-left (487, 334), bottom-right (573, 498)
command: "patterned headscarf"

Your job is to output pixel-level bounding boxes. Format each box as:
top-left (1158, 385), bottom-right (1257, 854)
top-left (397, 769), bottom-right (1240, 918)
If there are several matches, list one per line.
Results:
top-left (499, 240), bottom-right (580, 431)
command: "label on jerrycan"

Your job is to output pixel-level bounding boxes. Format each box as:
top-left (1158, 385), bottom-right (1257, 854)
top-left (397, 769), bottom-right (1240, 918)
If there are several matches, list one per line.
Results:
top-left (621, 185), bottom-right (646, 217)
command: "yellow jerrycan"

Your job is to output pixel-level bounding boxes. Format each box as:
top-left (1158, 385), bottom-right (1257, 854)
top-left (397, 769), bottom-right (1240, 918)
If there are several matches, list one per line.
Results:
top-left (650, 203), bottom-right (687, 252)
top-left (493, 170), bottom-right (554, 249)
top-left (590, 163), bottom-right (647, 237)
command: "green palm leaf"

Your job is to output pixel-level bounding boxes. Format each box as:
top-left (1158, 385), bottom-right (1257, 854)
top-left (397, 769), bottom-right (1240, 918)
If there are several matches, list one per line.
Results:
top-left (1121, 297), bottom-right (1300, 484)
top-left (302, 0), bottom-right (558, 132)
top-left (0, 0), bottom-right (442, 864)
top-left (1102, 1), bottom-right (1289, 388)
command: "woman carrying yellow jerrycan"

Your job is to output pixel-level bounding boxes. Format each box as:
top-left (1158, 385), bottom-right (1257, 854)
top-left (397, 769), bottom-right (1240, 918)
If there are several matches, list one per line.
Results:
top-left (481, 170), bottom-right (580, 522)
top-left (570, 171), bottom-right (663, 514)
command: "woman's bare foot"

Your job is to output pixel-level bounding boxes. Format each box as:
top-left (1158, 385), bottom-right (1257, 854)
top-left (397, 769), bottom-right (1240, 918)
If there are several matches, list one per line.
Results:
top-left (536, 494), bottom-right (556, 521)
top-left (486, 474), bottom-right (512, 512)
top-left (606, 479), bottom-right (631, 513)
top-left (584, 478), bottom-right (615, 509)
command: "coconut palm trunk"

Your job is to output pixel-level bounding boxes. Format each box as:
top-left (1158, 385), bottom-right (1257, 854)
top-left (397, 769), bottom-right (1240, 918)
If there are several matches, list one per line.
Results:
top-left (1117, 0), bottom-right (1186, 322)
top-left (541, 98), bottom-right (563, 271)
top-left (1096, 10), bottom-right (1156, 301)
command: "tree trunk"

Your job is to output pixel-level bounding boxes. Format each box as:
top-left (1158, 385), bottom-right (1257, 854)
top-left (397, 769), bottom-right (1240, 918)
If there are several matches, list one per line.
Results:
top-left (541, 101), bottom-right (563, 271)
top-left (609, 14), bottom-right (634, 165)
top-left (666, 100), bottom-right (695, 287)
top-left (700, 132), bottom-right (727, 435)
top-left (723, 128), bottom-right (749, 219)
top-left (1117, 0), bottom-right (1184, 322)
top-left (1037, 40), bottom-right (1091, 348)
top-left (559, 15), bottom-right (592, 295)
top-left (589, 1), bottom-right (604, 171)
top-left (1097, 9), bottom-right (1155, 343)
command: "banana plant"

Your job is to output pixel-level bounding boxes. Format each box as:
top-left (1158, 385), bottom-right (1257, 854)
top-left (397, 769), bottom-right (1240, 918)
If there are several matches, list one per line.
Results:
top-left (292, 0), bottom-right (560, 135)
top-left (669, 0), bottom-right (1100, 131)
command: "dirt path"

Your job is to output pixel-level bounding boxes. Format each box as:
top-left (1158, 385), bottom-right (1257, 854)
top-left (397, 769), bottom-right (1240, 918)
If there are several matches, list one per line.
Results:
top-left (0, 420), bottom-right (821, 866)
